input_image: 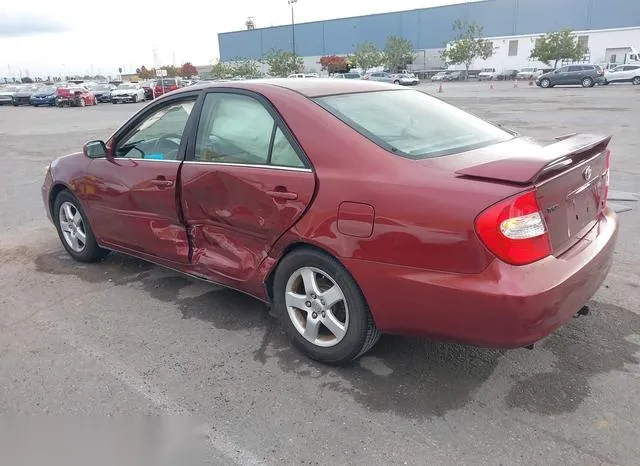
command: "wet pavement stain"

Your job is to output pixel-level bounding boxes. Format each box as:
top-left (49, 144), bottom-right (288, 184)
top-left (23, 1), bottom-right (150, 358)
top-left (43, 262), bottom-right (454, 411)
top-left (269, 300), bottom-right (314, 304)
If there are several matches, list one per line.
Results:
top-left (505, 301), bottom-right (640, 415)
top-left (32, 250), bottom-right (640, 420)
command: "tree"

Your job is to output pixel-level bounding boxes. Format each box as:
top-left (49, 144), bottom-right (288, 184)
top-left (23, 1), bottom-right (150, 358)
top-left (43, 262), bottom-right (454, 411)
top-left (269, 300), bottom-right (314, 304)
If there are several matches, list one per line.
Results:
top-left (384, 36), bottom-right (414, 73)
top-left (118, 67), bottom-right (122, 74)
top-left (319, 55), bottom-right (350, 74)
top-left (262, 49), bottom-right (303, 77)
top-left (530, 30), bottom-right (588, 69)
top-left (440, 20), bottom-right (493, 79)
top-left (135, 66), bottom-right (154, 79)
top-left (211, 60), bottom-right (235, 79)
top-left (231, 59), bottom-right (260, 77)
top-left (351, 42), bottom-right (384, 73)
top-left (21, 77), bottom-right (34, 83)
top-left (180, 62), bottom-right (198, 78)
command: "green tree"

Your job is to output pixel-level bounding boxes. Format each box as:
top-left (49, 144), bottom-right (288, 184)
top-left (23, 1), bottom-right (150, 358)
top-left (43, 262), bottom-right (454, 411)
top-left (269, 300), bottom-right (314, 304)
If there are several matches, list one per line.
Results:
top-left (440, 20), bottom-right (493, 79)
top-left (529, 29), bottom-right (588, 69)
top-left (351, 42), bottom-right (384, 74)
top-left (211, 60), bottom-right (235, 79)
top-left (384, 36), bottom-right (414, 73)
top-left (262, 49), bottom-right (303, 77)
top-left (231, 59), bottom-right (260, 77)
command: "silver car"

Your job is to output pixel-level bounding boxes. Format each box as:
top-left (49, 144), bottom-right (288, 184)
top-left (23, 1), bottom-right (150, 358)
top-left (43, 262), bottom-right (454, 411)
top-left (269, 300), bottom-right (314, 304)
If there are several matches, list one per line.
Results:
top-left (363, 72), bottom-right (398, 84)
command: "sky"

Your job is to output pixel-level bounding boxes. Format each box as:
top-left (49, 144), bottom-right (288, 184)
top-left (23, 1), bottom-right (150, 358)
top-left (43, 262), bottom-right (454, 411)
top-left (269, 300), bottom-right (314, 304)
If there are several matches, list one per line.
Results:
top-left (1, 0), bottom-right (475, 78)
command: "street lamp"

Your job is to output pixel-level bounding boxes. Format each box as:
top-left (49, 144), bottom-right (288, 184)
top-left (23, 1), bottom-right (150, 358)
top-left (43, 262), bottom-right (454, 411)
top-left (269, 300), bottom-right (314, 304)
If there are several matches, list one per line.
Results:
top-left (288, 0), bottom-right (298, 60)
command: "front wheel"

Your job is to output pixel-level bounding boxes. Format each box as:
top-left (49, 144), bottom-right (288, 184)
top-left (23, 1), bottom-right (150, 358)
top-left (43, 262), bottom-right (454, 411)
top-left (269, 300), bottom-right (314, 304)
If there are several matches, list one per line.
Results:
top-left (53, 190), bottom-right (109, 263)
top-left (273, 248), bottom-right (381, 364)
top-left (78, 98), bottom-right (86, 107)
top-left (582, 77), bottom-right (594, 88)
top-left (539, 78), bottom-right (551, 88)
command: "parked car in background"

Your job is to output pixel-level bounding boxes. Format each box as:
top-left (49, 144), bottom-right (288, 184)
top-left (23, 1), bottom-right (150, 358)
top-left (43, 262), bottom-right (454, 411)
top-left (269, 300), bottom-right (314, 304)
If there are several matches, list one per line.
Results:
top-left (56, 85), bottom-right (97, 107)
top-left (154, 78), bottom-right (181, 96)
top-left (603, 64), bottom-right (640, 85)
top-left (363, 72), bottom-right (397, 84)
top-left (446, 71), bottom-right (464, 81)
top-left (477, 68), bottom-right (496, 81)
top-left (536, 64), bottom-right (605, 88)
top-left (41, 79), bottom-right (618, 364)
top-left (111, 83), bottom-right (146, 104)
top-left (139, 81), bottom-right (156, 100)
top-left (30, 85), bottom-right (59, 106)
top-left (0, 85), bottom-right (20, 105)
top-left (431, 71), bottom-right (451, 82)
top-left (496, 69), bottom-right (519, 81)
top-left (332, 72), bottom-right (361, 79)
top-left (92, 84), bottom-right (115, 103)
top-left (11, 84), bottom-right (38, 106)
top-left (393, 72), bottom-right (420, 86)
top-left (517, 68), bottom-right (542, 80)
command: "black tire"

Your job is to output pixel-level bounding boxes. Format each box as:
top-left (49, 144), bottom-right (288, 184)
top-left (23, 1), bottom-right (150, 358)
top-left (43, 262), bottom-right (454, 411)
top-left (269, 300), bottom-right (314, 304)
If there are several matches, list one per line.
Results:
top-left (133, 95), bottom-right (138, 103)
top-left (582, 77), bottom-right (594, 88)
top-left (540, 78), bottom-right (551, 88)
top-left (632, 76), bottom-right (640, 86)
top-left (393, 80), bottom-right (400, 85)
top-left (273, 247), bottom-right (381, 364)
top-left (53, 190), bottom-right (109, 263)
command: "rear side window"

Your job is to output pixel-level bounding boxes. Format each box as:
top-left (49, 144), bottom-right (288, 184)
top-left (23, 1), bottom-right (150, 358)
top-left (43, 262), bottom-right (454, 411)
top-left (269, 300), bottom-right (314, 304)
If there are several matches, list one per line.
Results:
top-left (568, 66), bottom-right (582, 72)
top-left (314, 90), bottom-right (514, 159)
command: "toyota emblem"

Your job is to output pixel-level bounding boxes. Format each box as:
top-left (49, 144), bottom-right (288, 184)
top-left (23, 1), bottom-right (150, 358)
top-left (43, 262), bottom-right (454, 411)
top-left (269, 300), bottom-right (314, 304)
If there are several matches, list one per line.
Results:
top-left (583, 165), bottom-right (592, 181)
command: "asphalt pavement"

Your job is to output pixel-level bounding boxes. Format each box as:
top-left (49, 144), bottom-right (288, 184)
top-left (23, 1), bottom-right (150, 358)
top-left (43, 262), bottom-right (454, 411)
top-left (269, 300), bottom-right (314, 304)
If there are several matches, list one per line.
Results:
top-left (1, 81), bottom-right (639, 465)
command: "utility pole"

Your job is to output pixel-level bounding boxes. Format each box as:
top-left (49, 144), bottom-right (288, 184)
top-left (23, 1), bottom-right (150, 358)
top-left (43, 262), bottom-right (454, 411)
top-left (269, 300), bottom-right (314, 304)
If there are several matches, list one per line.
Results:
top-left (288, 0), bottom-right (298, 61)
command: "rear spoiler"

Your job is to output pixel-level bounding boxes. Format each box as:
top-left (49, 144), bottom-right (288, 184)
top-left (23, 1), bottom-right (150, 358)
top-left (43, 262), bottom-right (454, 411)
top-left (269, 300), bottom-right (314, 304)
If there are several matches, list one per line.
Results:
top-left (455, 133), bottom-right (612, 185)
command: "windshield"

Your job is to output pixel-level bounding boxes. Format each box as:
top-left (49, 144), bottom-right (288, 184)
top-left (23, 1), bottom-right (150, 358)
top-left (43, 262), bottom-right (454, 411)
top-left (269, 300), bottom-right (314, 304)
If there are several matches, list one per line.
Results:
top-left (94, 85), bottom-right (110, 91)
top-left (520, 68), bottom-right (534, 72)
top-left (118, 84), bottom-right (135, 90)
top-left (2, 86), bottom-right (20, 92)
top-left (314, 90), bottom-right (514, 159)
top-left (36, 86), bottom-right (56, 93)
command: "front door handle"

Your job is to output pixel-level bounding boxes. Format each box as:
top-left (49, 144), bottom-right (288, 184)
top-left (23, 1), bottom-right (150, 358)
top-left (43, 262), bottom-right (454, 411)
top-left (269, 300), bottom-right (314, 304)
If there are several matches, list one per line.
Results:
top-left (151, 178), bottom-right (174, 188)
top-left (267, 190), bottom-right (298, 200)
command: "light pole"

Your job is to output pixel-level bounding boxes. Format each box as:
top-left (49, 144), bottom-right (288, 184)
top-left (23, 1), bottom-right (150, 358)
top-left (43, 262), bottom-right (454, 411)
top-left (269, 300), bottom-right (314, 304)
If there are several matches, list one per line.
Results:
top-left (288, 0), bottom-right (298, 62)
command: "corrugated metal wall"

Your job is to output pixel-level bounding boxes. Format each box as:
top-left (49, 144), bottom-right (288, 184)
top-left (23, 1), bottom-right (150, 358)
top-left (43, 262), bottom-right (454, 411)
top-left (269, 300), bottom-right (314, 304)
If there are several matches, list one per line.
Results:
top-left (218, 0), bottom-right (640, 60)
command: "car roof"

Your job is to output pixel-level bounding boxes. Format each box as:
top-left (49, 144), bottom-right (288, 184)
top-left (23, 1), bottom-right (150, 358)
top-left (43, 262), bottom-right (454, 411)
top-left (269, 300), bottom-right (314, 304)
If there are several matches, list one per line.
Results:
top-left (172, 78), bottom-right (398, 98)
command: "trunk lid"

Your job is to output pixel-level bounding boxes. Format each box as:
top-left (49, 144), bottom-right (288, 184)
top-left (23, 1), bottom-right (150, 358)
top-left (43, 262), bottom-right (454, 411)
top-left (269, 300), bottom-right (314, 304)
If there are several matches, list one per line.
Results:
top-left (454, 133), bottom-right (611, 256)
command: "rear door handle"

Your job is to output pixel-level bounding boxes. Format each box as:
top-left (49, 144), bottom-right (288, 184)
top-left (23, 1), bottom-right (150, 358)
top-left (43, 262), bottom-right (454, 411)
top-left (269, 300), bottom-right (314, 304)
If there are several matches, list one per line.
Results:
top-left (267, 190), bottom-right (298, 200)
top-left (151, 178), bottom-right (174, 187)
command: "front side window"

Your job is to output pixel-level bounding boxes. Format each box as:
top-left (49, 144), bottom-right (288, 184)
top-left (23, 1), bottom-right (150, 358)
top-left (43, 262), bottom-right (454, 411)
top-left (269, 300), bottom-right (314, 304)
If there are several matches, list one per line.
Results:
top-left (194, 93), bottom-right (305, 168)
top-left (314, 89), bottom-right (513, 159)
top-left (115, 99), bottom-right (195, 160)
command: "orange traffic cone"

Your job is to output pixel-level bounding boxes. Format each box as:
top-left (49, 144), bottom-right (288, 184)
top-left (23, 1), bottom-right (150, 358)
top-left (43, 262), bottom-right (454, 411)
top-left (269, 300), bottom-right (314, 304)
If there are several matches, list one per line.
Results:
top-left (438, 84), bottom-right (443, 93)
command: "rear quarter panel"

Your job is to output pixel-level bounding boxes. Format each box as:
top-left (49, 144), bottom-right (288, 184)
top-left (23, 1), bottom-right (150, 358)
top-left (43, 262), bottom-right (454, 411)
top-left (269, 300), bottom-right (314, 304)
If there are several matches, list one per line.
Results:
top-left (258, 85), bottom-right (523, 275)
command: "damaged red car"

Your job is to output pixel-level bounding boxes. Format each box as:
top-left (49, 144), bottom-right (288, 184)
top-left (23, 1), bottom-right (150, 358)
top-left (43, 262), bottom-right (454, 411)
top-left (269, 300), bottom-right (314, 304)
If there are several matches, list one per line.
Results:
top-left (41, 79), bottom-right (618, 364)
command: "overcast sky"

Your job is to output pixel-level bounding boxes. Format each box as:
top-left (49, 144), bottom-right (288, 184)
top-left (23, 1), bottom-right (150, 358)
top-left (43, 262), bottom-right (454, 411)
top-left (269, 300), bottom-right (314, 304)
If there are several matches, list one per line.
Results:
top-left (1, 0), bottom-right (474, 78)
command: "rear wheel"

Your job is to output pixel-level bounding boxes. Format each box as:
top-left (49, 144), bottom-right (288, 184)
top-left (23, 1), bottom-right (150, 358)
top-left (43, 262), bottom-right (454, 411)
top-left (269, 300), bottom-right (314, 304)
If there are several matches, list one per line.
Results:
top-left (582, 77), bottom-right (594, 88)
top-left (53, 190), bottom-right (108, 263)
top-left (393, 80), bottom-right (400, 85)
top-left (78, 98), bottom-right (86, 107)
top-left (632, 76), bottom-right (640, 85)
top-left (273, 248), bottom-right (380, 364)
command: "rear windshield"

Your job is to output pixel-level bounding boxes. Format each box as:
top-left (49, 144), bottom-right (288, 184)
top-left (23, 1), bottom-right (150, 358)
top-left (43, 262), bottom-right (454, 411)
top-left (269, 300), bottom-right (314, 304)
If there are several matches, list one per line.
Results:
top-left (314, 89), bottom-right (514, 159)
top-left (157, 79), bottom-right (176, 86)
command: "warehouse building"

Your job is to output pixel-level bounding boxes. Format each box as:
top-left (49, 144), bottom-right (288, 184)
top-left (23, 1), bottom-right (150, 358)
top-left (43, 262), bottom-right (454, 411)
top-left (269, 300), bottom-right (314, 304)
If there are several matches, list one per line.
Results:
top-left (218, 0), bottom-right (640, 73)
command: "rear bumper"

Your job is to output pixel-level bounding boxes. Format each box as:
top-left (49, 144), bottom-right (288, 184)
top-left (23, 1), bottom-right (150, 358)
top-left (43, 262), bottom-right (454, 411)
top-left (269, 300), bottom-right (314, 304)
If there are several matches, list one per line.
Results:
top-left (344, 208), bottom-right (618, 348)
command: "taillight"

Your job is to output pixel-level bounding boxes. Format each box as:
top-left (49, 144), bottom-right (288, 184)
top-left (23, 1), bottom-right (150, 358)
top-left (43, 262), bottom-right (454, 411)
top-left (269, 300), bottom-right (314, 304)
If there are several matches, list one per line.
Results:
top-left (475, 190), bottom-right (551, 266)
top-left (603, 149), bottom-right (611, 207)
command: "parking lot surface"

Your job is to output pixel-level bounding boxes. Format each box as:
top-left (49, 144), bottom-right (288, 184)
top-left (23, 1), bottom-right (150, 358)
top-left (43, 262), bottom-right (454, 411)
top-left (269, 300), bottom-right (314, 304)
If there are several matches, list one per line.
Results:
top-left (1, 82), bottom-right (639, 465)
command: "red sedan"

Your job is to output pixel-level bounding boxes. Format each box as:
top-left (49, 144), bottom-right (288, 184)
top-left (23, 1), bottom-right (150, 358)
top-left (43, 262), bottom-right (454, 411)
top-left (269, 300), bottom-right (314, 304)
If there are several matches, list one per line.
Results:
top-left (41, 79), bottom-right (618, 364)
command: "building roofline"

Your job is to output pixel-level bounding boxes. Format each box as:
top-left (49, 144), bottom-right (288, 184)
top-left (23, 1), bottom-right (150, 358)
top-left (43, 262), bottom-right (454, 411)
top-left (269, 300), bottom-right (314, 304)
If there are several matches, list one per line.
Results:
top-left (218, 0), bottom-right (483, 36)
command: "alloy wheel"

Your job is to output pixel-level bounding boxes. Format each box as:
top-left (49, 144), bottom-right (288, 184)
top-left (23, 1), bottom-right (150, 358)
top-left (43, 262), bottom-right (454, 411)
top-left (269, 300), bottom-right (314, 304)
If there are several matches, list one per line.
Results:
top-left (285, 267), bottom-right (349, 348)
top-left (58, 201), bottom-right (87, 252)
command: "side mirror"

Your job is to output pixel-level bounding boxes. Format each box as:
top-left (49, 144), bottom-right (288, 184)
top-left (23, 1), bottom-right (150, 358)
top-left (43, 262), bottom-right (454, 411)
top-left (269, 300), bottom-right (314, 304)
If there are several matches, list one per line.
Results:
top-left (83, 140), bottom-right (108, 158)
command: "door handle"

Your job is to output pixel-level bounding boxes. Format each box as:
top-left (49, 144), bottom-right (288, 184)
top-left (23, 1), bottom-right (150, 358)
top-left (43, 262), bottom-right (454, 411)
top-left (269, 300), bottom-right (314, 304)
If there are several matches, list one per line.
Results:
top-left (151, 178), bottom-right (174, 187)
top-left (267, 190), bottom-right (298, 200)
